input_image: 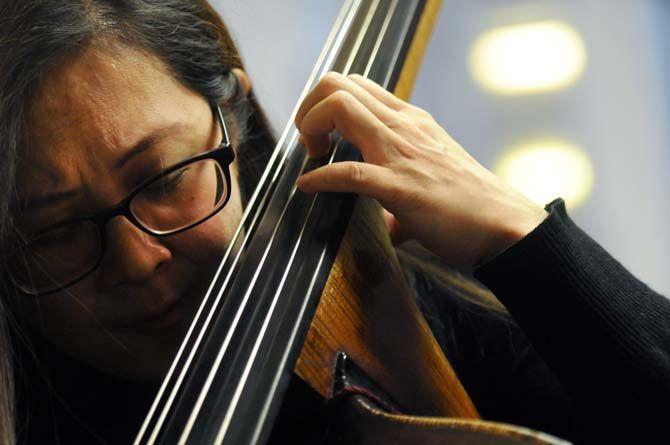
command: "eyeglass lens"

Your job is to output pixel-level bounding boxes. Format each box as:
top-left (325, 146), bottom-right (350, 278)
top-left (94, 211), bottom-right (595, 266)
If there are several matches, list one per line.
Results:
top-left (130, 158), bottom-right (228, 234)
top-left (11, 157), bottom-right (228, 294)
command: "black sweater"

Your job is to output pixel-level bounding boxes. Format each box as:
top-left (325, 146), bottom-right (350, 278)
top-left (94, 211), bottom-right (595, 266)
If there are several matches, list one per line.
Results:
top-left (474, 199), bottom-right (670, 443)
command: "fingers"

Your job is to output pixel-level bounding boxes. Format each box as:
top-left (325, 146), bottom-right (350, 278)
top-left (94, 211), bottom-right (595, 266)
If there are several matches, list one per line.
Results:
top-left (296, 72), bottom-right (448, 163)
top-left (346, 74), bottom-right (407, 111)
top-left (297, 161), bottom-right (400, 208)
top-left (299, 133), bottom-right (330, 159)
top-left (348, 74), bottom-right (450, 147)
top-left (297, 88), bottom-right (402, 163)
top-left (295, 72), bottom-right (397, 133)
top-left (295, 72), bottom-right (409, 160)
top-left (382, 209), bottom-right (410, 245)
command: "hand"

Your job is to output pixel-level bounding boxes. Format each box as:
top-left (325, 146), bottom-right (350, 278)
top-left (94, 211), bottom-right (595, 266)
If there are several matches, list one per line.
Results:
top-left (295, 72), bottom-right (547, 270)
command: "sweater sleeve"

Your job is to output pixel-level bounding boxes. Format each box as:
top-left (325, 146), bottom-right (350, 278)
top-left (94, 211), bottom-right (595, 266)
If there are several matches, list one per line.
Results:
top-left (474, 199), bottom-right (670, 442)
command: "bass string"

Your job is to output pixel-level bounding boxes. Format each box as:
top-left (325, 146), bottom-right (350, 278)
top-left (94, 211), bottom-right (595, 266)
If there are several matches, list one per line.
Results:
top-left (144, 0), bottom-right (410, 440)
top-left (145, 123), bottom-right (303, 445)
top-left (381, 0), bottom-right (421, 89)
top-left (211, 0), bottom-right (407, 443)
top-left (176, 130), bottom-right (306, 445)
top-left (134, 1), bottom-right (361, 444)
top-left (365, 0), bottom-right (399, 79)
top-left (342, 0), bottom-right (382, 76)
top-left (143, 127), bottom-right (299, 445)
top-left (178, 1), bottom-right (378, 442)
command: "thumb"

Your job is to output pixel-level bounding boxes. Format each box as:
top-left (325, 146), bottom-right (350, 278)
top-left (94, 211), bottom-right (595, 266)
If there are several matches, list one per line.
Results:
top-left (382, 209), bottom-right (410, 245)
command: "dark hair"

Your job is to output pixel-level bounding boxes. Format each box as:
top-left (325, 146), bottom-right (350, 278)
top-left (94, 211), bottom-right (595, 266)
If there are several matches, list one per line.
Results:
top-left (0, 1), bottom-right (274, 442)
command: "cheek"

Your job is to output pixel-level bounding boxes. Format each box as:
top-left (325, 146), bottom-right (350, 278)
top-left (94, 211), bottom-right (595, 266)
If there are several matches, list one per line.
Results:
top-left (167, 177), bottom-right (244, 265)
top-left (13, 288), bottom-right (110, 364)
top-left (17, 298), bottom-right (78, 336)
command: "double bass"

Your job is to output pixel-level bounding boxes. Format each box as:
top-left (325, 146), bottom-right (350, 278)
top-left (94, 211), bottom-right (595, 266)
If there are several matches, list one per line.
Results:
top-left (133, 1), bottom-right (570, 443)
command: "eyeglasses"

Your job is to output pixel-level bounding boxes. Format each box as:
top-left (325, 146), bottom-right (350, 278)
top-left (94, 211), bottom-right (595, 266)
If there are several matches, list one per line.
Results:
top-left (9, 104), bottom-right (235, 297)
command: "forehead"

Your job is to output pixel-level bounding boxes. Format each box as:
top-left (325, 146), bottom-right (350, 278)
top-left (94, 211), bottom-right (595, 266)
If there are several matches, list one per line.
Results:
top-left (21, 42), bottom-right (203, 193)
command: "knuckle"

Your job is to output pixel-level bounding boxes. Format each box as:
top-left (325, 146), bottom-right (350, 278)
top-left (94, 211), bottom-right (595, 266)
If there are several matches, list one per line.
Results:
top-left (395, 140), bottom-right (422, 160)
top-left (407, 105), bottom-right (435, 122)
top-left (346, 162), bottom-right (366, 185)
top-left (419, 109), bottom-right (435, 122)
top-left (405, 108), bottom-right (441, 137)
top-left (329, 90), bottom-right (355, 113)
top-left (321, 71), bottom-right (344, 91)
top-left (386, 114), bottom-right (413, 132)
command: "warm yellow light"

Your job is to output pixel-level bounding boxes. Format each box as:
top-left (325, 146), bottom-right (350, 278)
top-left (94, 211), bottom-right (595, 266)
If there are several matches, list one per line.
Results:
top-left (494, 139), bottom-right (594, 209)
top-left (470, 21), bottom-right (587, 95)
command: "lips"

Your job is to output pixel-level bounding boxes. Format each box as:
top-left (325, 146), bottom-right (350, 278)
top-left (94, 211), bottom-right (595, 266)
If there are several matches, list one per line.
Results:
top-left (135, 293), bottom-right (187, 330)
top-left (115, 285), bottom-right (202, 333)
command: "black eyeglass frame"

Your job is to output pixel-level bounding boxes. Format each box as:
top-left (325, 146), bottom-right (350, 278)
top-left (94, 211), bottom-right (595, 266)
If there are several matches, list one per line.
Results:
top-left (11, 104), bottom-right (235, 297)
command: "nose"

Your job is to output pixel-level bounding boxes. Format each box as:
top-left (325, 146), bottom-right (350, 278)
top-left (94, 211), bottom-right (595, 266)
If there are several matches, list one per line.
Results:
top-left (99, 216), bottom-right (173, 287)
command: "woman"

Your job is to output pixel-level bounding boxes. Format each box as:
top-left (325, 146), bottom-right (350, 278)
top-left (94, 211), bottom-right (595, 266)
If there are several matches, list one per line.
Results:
top-left (0, 0), bottom-right (275, 441)
top-left (0, 0), bottom-right (668, 444)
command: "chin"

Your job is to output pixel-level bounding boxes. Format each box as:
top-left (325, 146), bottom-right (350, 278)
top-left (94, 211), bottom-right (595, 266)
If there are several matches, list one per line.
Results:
top-left (114, 338), bottom-right (181, 382)
top-left (95, 317), bottom-right (189, 383)
top-left (123, 289), bottom-right (206, 381)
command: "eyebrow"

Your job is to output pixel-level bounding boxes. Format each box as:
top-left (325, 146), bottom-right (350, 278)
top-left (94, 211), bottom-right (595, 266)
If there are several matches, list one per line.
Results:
top-left (24, 124), bottom-right (184, 212)
top-left (114, 124), bottom-right (181, 170)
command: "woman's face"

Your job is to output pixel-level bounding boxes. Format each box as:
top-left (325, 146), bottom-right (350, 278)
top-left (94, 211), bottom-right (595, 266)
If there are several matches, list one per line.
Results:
top-left (14, 43), bottom-right (246, 381)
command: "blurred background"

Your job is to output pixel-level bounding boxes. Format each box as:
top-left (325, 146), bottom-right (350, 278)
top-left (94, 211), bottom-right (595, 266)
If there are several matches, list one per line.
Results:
top-left (214, 0), bottom-right (670, 296)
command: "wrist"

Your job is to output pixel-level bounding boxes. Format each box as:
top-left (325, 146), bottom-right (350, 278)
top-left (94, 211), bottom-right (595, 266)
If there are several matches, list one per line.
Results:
top-left (480, 202), bottom-right (548, 267)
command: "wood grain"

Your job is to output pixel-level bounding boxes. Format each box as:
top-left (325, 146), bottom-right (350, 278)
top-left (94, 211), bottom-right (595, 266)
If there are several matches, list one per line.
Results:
top-left (295, 0), bottom-right (479, 419)
top-left (295, 197), bottom-right (479, 418)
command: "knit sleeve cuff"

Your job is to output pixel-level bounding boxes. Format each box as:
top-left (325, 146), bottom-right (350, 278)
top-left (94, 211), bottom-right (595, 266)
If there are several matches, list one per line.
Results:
top-left (475, 198), bottom-right (570, 286)
top-left (472, 197), bottom-right (586, 343)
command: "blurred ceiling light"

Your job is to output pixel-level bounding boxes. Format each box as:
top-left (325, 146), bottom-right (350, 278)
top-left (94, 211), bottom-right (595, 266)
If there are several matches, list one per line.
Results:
top-left (494, 139), bottom-right (594, 209)
top-left (470, 21), bottom-right (587, 95)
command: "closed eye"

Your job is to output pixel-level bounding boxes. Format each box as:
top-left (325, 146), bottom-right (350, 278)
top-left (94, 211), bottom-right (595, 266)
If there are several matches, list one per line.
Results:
top-left (140, 168), bottom-right (189, 200)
